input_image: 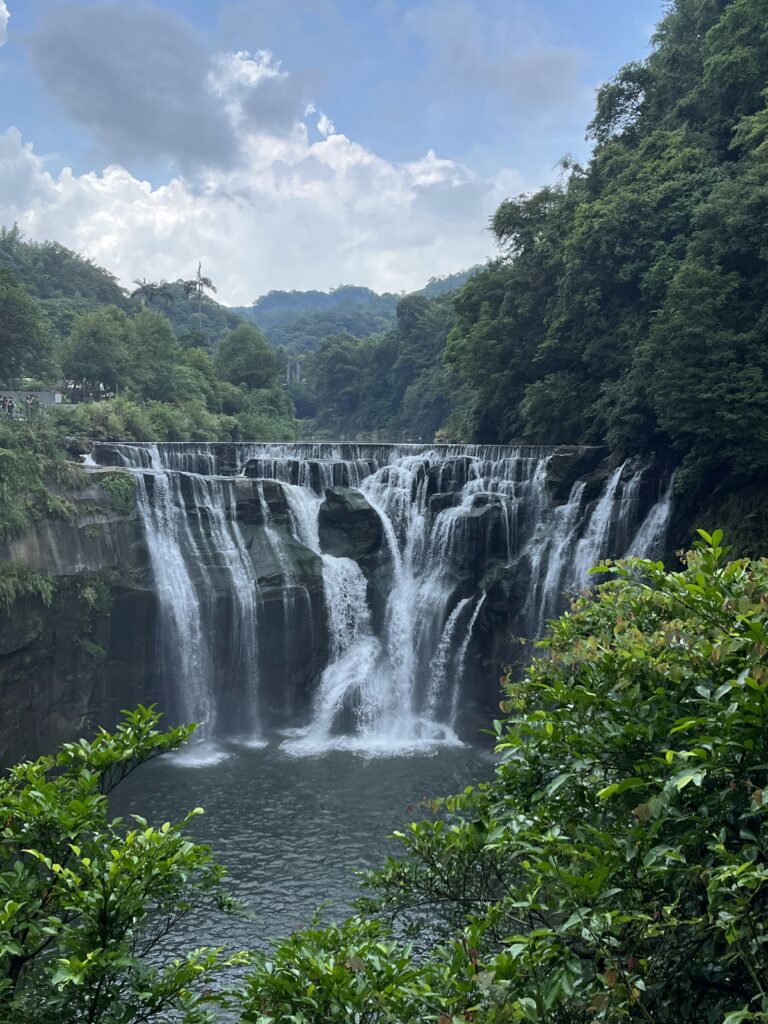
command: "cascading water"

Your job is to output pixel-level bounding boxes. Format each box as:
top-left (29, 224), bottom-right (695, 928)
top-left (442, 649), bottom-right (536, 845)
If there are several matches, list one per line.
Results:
top-left (570, 463), bottom-right (627, 589)
top-left (92, 441), bottom-right (676, 756)
top-left (108, 443), bottom-right (265, 762)
top-left (131, 450), bottom-right (215, 732)
top-left (625, 473), bottom-right (676, 559)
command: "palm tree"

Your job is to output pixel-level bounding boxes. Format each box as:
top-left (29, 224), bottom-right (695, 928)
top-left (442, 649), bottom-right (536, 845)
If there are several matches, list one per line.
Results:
top-left (131, 278), bottom-right (157, 307)
top-left (182, 262), bottom-right (217, 334)
top-left (131, 279), bottom-right (175, 308)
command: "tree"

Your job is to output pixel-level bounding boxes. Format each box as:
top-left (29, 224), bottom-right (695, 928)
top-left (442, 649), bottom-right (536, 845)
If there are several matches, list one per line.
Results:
top-left (0, 707), bottom-right (244, 1023)
top-left (130, 278), bottom-right (175, 309)
top-left (0, 268), bottom-right (51, 381)
top-left (182, 262), bottom-right (217, 335)
top-left (215, 323), bottom-right (280, 391)
top-left (311, 333), bottom-right (366, 426)
top-left (127, 309), bottom-right (189, 402)
top-left (60, 306), bottom-right (134, 400)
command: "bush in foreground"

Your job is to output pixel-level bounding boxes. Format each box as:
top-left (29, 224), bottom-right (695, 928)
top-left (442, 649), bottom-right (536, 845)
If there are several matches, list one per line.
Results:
top-left (242, 533), bottom-right (768, 1023)
top-left (0, 707), bottom-right (244, 1024)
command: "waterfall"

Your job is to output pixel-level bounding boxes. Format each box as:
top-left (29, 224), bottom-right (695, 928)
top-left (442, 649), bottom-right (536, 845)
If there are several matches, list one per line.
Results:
top-left (626, 474), bottom-right (676, 559)
top-left (132, 454), bottom-right (215, 731)
top-left (185, 474), bottom-right (262, 746)
top-left (451, 594), bottom-right (487, 722)
top-left (91, 441), bottom-right (675, 756)
top-left (110, 444), bottom-right (264, 762)
top-left (426, 597), bottom-right (473, 719)
top-left (525, 480), bottom-right (588, 632)
top-left (570, 463), bottom-right (626, 590)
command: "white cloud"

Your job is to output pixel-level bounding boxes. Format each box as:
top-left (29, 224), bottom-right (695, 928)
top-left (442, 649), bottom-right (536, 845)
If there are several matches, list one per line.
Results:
top-left (317, 113), bottom-right (336, 137)
top-left (0, 119), bottom-right (536, 303)
top-left (0, 1), bottom-right (9, 47)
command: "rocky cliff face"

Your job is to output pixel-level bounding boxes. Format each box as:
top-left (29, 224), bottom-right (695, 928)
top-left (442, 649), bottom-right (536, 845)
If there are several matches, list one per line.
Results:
top-left (0, 473), bottom-right (158, 764)
top-left (0, 469), bottom-right (329, 763)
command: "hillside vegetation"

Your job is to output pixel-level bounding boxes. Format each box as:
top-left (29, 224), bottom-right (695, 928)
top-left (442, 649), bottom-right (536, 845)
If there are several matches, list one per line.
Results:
top-left (0, 230), bottom-right (297, 442)
top-left (234, 270), bottom-right (476, 355)
top-left (291, 0), bottom-right (768, 538)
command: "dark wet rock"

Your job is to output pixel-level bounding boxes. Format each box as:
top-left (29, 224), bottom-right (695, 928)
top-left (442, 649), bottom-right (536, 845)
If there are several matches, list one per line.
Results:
top-left (429, 492), bottom-right (459, 517)
top-left (426, 457), bottom-right (474, 498)
top-left (318, 487), bottom-right (384, 562)
top-left (0, 481), bottom-right (159, 764)
top-left (546, 446), bottom-right (609, 504)
top-left (441, 495), bottom-right (508, 580)
top-left (482, 556), bottom-right (533, 624)
top-left (235, 478), bottom-right (290, 525)
top-left (60, 435), bottom-right (93, 459)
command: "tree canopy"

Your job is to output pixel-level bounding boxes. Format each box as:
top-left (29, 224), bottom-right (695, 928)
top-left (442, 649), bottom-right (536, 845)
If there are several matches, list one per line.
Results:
top-left (0, 267), bottom-right (51, 381)
top-left (442, 0), bottom-right (768, 495)
top-left (0, 707), bottom-right (244, 1024)
top-left (215, 323), bottom-right (281, 391)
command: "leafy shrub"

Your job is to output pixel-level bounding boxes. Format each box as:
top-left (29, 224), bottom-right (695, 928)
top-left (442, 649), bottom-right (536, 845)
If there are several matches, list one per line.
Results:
top-left (0, 419), bottom-right (83, 541)
top-left (353, 533), bottom-right (768, 1022)
top-left (0, 707), bottom-right (244, 1024)
top-left (97, 470), bottom-right (137, 516)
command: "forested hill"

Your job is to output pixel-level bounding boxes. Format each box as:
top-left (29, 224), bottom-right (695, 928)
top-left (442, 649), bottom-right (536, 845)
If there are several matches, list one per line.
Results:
top-left (292, 0), bottom-right (768, 549)
top-left (444, 0), bottom-right (768, 476)
top-left (0, 227), bottom-right (244, 346)
top-left (231, 269), bottom-right (476, 352)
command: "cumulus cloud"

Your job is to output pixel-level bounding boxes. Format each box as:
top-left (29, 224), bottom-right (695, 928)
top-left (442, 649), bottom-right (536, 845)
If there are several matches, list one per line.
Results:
top-left (24, 4), bottom-right (310, 171)
top-left (0, 125), bottom-right (528, 303)
top-left (0, 1), bottom-right (9, 47)
top-left (317, 113), bottom-right (336, 137)
top-left (26, 4), bottom-right (235, 169)
top-left (208, 50), bottom-right (309, 137)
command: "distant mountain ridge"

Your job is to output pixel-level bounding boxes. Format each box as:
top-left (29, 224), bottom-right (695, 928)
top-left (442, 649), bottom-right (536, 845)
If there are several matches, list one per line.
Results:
top-left (230, 268), bottom-right (477, 352)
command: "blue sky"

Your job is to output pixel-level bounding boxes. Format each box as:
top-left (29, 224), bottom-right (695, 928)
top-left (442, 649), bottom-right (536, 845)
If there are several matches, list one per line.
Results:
top-left (0, 0), bottom-right (664, 302)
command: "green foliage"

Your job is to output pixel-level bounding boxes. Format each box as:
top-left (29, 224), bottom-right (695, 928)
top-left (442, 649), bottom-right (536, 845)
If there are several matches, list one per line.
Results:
top-left (440, 0), bottom-right (768, 493)
top-left (0, 267), bottom-right (52, 380)
top-left (0, 706), bottom-right (244, 1024)
top-left (342, 535), bottom-right (768, 1022)
top-left (0, 227), bottom-right (126, 307)
top-left (51, 394), bottom-right (297, 443)
top-left (0, 230), bottom-right (298, 440)
top-left (237, 917), bottom-right (429, 1023)
top-left (235, 285), bottom-right (400, 354)
top-left (216, 323), bottom-right (281, 391)
top-left (137, 279), bottom-right (242, 349)
top-left (96, 471), bottom-right (136, 517)
top-left (0, 226), bottom-right (128, 342)
top-left (0, 418), bottom-right (82, 541)
top-left (0, 563), bottom-right (56, 611)
top-left (60, 305), bottom-right (134, 399)
top-left (303, 292), bottom-right (460, 440)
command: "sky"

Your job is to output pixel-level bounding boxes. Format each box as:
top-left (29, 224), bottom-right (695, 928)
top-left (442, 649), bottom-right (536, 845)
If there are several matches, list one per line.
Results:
top-left (0, 0), bottom-right (664, 305)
